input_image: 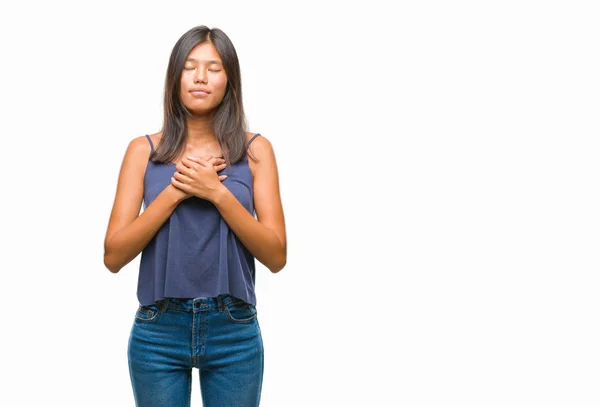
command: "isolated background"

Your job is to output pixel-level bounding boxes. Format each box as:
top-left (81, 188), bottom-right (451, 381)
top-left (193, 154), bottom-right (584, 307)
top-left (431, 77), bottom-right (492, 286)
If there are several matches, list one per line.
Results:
top-left (1, 1), bottom-right (598, 406)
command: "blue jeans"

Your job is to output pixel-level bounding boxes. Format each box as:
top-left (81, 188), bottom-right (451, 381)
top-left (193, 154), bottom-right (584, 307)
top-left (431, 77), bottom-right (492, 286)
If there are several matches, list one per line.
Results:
top-left (127, 294), bottom-right (264, 406)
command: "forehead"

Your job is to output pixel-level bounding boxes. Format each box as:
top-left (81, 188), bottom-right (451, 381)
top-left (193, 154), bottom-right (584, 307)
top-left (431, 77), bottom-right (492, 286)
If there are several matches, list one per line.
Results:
top-left (186, 42), bottom-right (222, 64)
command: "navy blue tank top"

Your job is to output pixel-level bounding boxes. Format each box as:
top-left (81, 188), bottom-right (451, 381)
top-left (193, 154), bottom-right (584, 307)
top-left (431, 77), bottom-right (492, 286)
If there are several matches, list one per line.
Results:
top-left (136, 133), bottom-right (261, 306)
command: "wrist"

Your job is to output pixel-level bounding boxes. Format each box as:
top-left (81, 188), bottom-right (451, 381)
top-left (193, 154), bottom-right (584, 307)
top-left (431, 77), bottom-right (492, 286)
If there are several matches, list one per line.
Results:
top-left (210, 184), bottom-right (228, 206)
top-left (165, 184), bottom-right (186, 205)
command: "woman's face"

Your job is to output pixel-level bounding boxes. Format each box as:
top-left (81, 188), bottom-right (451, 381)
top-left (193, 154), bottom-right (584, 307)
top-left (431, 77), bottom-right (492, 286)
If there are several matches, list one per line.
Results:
top-left (180, 42), bottom-right (228, 115)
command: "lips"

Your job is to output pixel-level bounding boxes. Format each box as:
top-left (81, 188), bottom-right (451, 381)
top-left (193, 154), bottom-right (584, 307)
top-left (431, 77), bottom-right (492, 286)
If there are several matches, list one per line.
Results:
top-left (190, 89), bottom-right (210, 94)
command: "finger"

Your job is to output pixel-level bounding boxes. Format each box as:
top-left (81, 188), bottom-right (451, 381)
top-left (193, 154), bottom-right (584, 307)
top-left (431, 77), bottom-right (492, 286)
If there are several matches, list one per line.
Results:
top-left (207, 156), bottom-right (226, 166)
top-left (181, 157), bottom-right (195, 169)
top-left (171, 177), bottom-right (189, 191)
top-left (218, 175), bottom-right (228, 182)
top-left (175, 163), bottom-right (188, 175)
top-left (215, 163), bottom-right (227, 172)
top-left (185, 156), bottom-right (208, 167)
top-left (173, 171), bottom-right (192, 183)
top-left (185, 155), bottom-right (204, 164)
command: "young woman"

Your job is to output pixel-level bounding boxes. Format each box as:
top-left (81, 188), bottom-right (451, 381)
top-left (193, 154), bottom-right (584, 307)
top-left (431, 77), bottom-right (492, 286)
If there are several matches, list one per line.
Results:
top-left (103, 25), bottom-right (286, 407)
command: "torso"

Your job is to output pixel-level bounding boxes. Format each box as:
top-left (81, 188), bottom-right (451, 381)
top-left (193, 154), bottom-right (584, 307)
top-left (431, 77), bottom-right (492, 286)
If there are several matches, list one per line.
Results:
top-left (136, 131), bottom-right (260, 307)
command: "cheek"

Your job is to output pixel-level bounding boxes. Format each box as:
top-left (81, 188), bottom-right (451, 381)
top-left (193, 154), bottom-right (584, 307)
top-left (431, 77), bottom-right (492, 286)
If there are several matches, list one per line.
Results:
top-left (179, 77), bottom-right (188, 99)
top-left (214, 76), bottom-right (228, 93)
top-left (179, 88), bottom-right (189, 104)
top-left (180, 71), bottom-right (192, 86)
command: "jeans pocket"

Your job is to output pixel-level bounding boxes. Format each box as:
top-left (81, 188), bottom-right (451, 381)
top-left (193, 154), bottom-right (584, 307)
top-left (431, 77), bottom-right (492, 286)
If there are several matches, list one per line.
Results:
top-left (224, 300), bottom-right (257, 324)
top-left (134, 304), bottom-right (160, 323)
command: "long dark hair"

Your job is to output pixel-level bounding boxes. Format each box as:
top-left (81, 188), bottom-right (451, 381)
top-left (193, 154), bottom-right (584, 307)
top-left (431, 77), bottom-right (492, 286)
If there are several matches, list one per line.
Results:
top-left (151, 25), bottom-right (248, 166)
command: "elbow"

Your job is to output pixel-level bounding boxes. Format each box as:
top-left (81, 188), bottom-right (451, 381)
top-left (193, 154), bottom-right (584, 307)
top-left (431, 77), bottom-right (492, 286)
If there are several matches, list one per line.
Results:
top-left (268, 253), bottom-right (287, 274)
top-left (103, 252), bottom-right (122, 274)
top-left (269, 239), bottom-right (287, 273)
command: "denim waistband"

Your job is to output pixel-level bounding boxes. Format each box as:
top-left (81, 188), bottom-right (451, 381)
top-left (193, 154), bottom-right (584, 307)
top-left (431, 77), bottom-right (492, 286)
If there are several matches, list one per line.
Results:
top-left (153, 294), bottom-right (244, 313)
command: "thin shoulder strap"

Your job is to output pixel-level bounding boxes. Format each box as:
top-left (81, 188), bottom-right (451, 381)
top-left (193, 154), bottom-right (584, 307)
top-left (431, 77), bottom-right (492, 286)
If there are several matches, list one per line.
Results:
top-left (246, 133), bottom-right (261, 149)
top-left (145, 134), bottom-right (155, 153)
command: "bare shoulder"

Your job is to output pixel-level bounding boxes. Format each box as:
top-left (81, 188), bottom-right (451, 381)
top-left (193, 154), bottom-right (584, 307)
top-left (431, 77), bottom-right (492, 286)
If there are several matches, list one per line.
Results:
top-left (130, 131), bottom-right (161, 151)
top-left (245, 132), bottom-right (279, 184)
top-left (245, 131), bottom-right (275, 162)
top-left (128, 134), bottom-right (151, 153)
top-left (119, 134), bottom-right (156, 178)
top-left (148, 131), bottom-right (163, 148)
top-left (125, 132), bottom-right (161, 160)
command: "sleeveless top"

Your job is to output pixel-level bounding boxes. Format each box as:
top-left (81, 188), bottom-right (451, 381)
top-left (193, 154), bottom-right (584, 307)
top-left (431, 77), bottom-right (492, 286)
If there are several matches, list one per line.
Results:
top-left (136, 133), bottom-right (261, 307)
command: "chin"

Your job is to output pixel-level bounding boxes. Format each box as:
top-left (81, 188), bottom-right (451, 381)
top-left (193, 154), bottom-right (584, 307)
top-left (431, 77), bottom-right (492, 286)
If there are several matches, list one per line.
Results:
top-left (187, 107), bottom-right (215, 117)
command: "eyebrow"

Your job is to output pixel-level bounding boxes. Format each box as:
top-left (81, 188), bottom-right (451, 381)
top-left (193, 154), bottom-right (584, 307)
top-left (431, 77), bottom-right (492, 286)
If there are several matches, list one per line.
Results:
top-left (185, 58), bottom-right (222, 65)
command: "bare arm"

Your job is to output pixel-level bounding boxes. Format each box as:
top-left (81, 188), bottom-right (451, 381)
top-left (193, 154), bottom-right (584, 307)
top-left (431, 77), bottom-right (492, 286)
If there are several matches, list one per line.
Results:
top-left (211, 136), bottom-right (287, 273)
top-left (103, 136), bottom-right (184, 273)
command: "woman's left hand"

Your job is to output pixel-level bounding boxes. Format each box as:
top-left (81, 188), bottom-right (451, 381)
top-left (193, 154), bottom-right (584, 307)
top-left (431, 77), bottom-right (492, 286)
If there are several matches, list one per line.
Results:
top-left (172, 156), bottom-right (227, 202)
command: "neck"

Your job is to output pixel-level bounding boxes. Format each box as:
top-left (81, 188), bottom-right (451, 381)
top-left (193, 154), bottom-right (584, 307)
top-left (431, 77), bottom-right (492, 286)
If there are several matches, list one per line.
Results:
top-left (185, 115), bottom-right (218, 145)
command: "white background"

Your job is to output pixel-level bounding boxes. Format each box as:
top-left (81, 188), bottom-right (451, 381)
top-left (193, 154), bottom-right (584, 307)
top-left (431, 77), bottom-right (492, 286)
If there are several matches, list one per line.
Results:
top-left (1, 1), bottom-right (599, 406)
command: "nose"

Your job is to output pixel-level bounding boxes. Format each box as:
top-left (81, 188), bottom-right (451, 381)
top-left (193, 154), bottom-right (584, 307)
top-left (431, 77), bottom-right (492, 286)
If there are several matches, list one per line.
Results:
top-left (194, 68), bottom-right (207, 84)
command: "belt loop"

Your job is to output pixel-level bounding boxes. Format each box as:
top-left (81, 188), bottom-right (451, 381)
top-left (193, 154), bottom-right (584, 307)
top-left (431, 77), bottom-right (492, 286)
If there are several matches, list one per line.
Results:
top-left (158, 298), bottom-right (169, 313)
top-left (217, 295), bottom-right (223, 312)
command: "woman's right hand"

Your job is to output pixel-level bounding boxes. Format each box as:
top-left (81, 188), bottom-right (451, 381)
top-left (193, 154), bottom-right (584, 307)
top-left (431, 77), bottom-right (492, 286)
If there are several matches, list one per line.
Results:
top-left (170, 156), bottom-right (228, 202)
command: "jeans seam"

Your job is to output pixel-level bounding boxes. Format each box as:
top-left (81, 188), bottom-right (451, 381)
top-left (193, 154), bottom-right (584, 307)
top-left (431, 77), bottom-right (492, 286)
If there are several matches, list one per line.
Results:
top-left (187, 370), bottom-right (192, 407)
top-left (135, 307), bottom-right (159, 323)
top-left (224, 304), bottom-right (258, 324)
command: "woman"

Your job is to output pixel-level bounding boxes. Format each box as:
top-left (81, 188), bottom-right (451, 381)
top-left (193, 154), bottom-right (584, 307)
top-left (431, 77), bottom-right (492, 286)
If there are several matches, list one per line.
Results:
top-left (103, 25), bottom-right (286, 407)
